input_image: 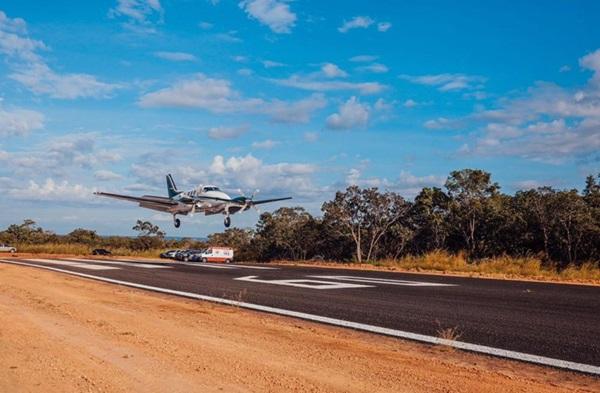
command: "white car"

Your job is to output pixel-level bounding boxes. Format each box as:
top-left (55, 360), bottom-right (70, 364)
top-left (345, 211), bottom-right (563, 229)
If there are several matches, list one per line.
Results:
top-left (0, 244), bottom-right (17, 253)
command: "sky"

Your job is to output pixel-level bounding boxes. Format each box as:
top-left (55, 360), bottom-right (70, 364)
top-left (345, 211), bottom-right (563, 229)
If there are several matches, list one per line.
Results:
top-left (0, 0), bottom-right (599, 236)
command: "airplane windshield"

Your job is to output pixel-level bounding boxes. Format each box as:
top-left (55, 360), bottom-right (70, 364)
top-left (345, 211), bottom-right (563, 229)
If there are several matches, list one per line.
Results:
top-left (203, 186), bottom-right (220, 192)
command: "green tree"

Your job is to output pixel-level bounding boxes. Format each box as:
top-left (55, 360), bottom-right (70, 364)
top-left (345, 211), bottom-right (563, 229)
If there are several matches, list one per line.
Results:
top-left (67, 228), bottom-right (99, 245)
top-left (131, 220), bottom-right (165, 251)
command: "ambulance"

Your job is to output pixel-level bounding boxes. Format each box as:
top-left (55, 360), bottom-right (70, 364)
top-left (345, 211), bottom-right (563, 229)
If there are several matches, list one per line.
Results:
top-left (196, 247), bottom-right (234, 263)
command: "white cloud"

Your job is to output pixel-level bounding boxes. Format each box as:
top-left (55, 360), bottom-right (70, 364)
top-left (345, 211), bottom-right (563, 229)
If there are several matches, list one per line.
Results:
top-left (214, 31), bottom-right (242, 43)
top-left (109, 0), bottom-right (164, 33)
top-left (326, 96), bottom-right (369, 130)
top-left (403, 99), bottom-right (417, 108)
top-left (0, 107), bottom-right (44, 136)
top-left (264, 94), bottom-right (327, 123)
top-left (9, 178), bottom-right (96, 202)
top-left (0, 11), bottom-right (46, 62)
top-left (377, 22), bottom-right (392, 32)
top-left (94, 170), bottom-right (123, 181)
top-left (338, 16), bottom-right (374, 33)
top-left (199, 21), bottom-right (213, 30)
top-left (357, 63), bottom-right (388, 73)
top-left (262, 59), bottom-right (286, 68)
top-left (139, 74), bottom-right (325, 123)
top-left (399, 73), bottom-right (486, 92)
top-left (349, 55), bottom-right (378, 63)
top-left (271, 75), bottom-right (385, 94)
top-left (252, 139), bottom-right (279, 149)
top-left (345, 168), bottom-right (444, 198)
top-left (208, 154), bottom-right (316, 194)
top-left (321, 63), bottom-right (348, 78)
top-left (424, 117), bottom-right (451, 129)
top-left (10, 63), bottom-right (122, 99)
top-left (239, 0), bottom-right (296, 34)
top-left (207, 125), bottom-right (249, 140)
top-left (153, 51), bottom-right (196, 61)
top-left (580, 48), bottom-right (600, 84)
top-left (237, 68), bottom-right (253, 76)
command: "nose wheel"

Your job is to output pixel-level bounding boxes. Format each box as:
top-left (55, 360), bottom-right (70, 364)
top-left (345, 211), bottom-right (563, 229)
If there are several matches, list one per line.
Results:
top-left (224, 216), bottom-right (231, 228)
top-left (173, 217), bottom-right (181, 228)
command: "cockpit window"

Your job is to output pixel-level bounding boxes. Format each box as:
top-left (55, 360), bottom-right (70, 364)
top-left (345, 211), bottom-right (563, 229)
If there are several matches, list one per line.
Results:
top-left (203, 186), bottom-right (220, 192)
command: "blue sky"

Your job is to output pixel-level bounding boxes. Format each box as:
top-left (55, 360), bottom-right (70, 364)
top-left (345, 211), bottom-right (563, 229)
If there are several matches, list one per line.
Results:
top-left (1, 0), bottom-right (599, 236)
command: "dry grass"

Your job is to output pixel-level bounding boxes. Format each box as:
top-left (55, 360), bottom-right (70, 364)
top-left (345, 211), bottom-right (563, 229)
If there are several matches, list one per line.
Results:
top-left (370, 250), bottom-right (600, 283)
top-left (13, 243), bottom-right (166, 258)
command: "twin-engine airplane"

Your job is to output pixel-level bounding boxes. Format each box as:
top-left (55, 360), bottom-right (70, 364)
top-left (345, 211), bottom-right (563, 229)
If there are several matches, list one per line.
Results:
top-left (94, 174), bottom-right (292, 228)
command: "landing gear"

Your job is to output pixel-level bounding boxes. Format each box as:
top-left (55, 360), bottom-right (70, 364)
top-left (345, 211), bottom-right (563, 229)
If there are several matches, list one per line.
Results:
top-left (224, 216), bottom-right (231, 228)
top-left (173, 217), bottom-right (181, 228)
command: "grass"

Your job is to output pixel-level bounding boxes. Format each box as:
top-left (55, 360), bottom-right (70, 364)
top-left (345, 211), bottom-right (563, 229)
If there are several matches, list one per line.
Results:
top-left (12, 243), bottom-right (167, 258)
top-left (373, 251), bottom-right (600, 283)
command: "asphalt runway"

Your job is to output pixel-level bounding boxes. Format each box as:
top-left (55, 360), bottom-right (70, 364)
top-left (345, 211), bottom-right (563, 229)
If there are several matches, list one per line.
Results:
top-left (2, 257), bottom-right (600, 375)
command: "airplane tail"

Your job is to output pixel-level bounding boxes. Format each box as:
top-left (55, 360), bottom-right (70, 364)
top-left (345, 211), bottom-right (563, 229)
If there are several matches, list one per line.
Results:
top-left (166, 174), bottom-right (179, 198)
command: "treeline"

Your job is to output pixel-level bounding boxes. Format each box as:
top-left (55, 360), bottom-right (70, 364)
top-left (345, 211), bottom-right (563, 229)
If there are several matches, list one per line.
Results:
top-left (1, 169), bottom-right (599, 266)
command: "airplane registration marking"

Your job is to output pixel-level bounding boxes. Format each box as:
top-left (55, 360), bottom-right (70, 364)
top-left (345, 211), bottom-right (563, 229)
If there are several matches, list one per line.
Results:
top-left (29, 259), bottom-right (119, 271)
top-left (234, 275), bottom-right (373, 289)
top-left (310, 275), bottom-right (457, 287)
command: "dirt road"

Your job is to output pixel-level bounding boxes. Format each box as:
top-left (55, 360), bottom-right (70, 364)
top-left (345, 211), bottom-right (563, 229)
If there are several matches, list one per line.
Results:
top-left (0, 263), bottom-right (597, 392)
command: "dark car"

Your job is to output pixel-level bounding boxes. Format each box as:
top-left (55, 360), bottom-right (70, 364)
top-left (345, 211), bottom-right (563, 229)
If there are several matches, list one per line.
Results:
top-left (174, 249), bottom-right (203, 262)
top-left (92, 248), bottom-right (111, 256)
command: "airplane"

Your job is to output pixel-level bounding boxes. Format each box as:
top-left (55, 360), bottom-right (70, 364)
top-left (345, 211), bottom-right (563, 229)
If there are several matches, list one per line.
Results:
top-left (94, 174), bottom-right (292, 228)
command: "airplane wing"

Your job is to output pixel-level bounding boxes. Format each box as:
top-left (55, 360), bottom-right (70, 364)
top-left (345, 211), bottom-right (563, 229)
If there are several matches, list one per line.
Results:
top-left (251, 197), bottom-right (293, 205)
top-left (94, 192), bottom-right (179, 213)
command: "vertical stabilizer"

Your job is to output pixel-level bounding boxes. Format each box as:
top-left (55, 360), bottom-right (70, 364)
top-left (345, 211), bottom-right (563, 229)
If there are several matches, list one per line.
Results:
top-left (166, 174), bottom-right (179, 198)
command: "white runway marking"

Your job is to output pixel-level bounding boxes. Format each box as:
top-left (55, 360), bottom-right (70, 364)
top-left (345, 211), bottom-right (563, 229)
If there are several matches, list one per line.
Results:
top-left (310, 275), bottom-right (457, 287)
top-left (67, 258), bottom-right (170, 269)
top-left (29, 259), bottom-right (119, 271)
top-left (231, 264), bottom-right (278, 270)
top-left (2, 259), bottom-right (599, 376)
top-left (235, 275), bottom-right (373, 289)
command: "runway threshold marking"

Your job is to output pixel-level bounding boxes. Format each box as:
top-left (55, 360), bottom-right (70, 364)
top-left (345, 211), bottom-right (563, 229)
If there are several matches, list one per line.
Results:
top-left (234, 275), bottom-right (373, 289)
top-left (28, 259), bottom-right (119, 271)
top-left (2, 259), bottom-right (599, 376)
top-left (310, 275), bottom-right (457, 287)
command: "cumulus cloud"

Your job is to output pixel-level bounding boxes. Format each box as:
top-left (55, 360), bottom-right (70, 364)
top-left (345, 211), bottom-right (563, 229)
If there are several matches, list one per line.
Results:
top-left (321, 63), bottom-right (348, 78)
top-left (153, 51), bottom-right (196, 61)
top-left (444, 50), bottom-right (600, 162)
top-left (0, 107), bottom-right (44, 136)
top-left (10, 63), bottom-right (122, 99)
top-left (345, 168), bottom-right (444, 198)
top-left (326, 96), bottom-right (369, 130)
top-left (262, 59), bottom-right (286, 68)
top-left (1, 11), bottom-right (121, 100)
top-left (139, 74), bottom-right (325, 123)
top-left (399, 73), bottom-right (486, 92)
top-left (207, 125), bottom-right (249, 140)
top-left (9, 178), bottom-right (97, 202)
top-left (338, 16), bottom-right (374, 33)
top-left (239, 0), bottom-right (296, 34)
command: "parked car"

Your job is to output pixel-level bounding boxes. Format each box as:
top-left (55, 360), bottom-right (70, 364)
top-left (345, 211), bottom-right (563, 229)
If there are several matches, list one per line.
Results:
top-left (0, 244), bottom-right (17, 253)
top-left (160, 249), bottom-right (180, 259)
top-left (174, 249), bottom-right (203, 262)
top-left (91, 248), bottom-right (111, 256)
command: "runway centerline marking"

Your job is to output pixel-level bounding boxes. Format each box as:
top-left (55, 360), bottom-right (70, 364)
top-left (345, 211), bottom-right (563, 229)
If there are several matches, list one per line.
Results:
top-left (310, 275), bottom-right (457, 287)
top-left (235, 275), bottom-right (373, 289)
top-left (1, 258), bottom-right (598, 375)
top-left (29, 259), bottom-right (119, 271)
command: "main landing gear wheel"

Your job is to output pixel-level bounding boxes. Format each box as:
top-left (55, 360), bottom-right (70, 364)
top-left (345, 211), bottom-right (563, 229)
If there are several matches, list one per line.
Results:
top-left (224, 216), bottom-right (231, 228)
top-left (174, 218), bottom-right (181, 228)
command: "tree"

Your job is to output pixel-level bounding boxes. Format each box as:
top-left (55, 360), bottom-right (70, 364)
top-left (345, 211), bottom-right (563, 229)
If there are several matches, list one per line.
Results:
top-left (412, 187), bottom-right (450, 252)
top-left (67, 228), bottom-right (99, 245)
top-left (445, 169), bottom-right (500, 257)
top-left (131, 220), bottom-right (165, 250)
top-left (322, 186), bottom-right (408, 263)
top-left (255, 207), bottom-right (316, 260)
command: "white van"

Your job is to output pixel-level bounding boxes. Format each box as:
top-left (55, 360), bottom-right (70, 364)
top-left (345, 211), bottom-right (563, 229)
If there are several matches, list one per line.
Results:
top-left (197, 247), bottom-right (234, 263)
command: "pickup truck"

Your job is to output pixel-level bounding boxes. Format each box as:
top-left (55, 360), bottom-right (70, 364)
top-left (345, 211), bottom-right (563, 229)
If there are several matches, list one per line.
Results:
top-left (0, 244), bottom-right (17, 253)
